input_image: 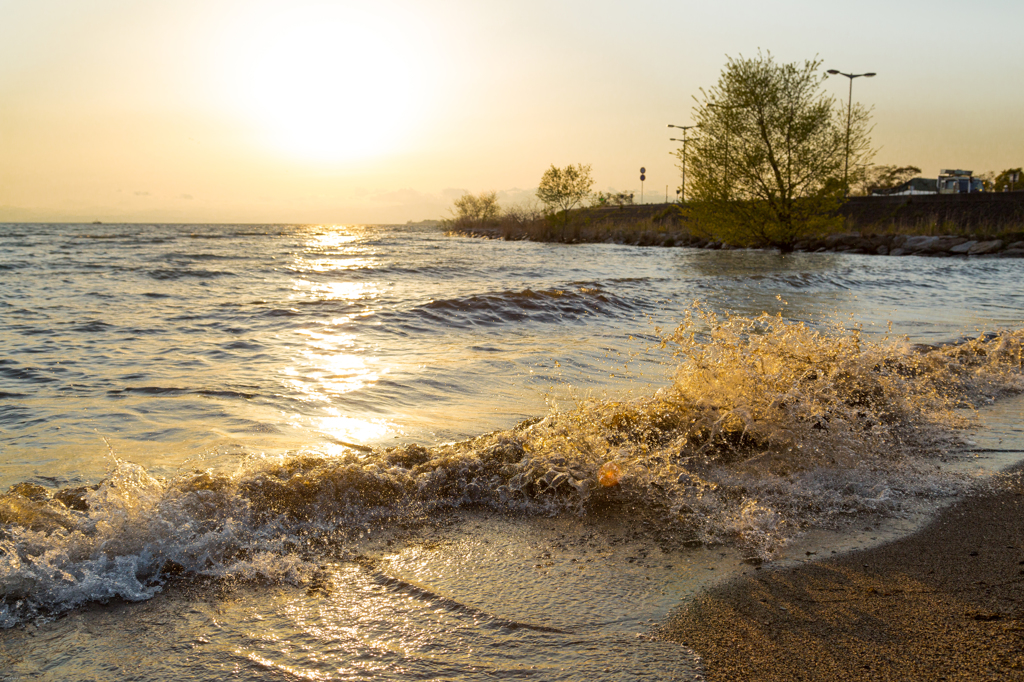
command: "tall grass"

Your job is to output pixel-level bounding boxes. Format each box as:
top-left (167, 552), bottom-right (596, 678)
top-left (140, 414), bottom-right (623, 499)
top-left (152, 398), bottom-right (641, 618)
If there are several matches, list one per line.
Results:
top-left (448, 206), bottom-right (694, 246)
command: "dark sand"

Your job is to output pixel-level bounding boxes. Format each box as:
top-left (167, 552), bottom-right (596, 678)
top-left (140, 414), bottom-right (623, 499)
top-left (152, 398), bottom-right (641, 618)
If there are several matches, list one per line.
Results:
top-left (656, 469), bottom-right (1024, 681)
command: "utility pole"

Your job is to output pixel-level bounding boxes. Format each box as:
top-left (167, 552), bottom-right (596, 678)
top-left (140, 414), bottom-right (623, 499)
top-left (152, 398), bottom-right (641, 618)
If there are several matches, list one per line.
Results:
top-left (668, 124), bottom-right (698, 201)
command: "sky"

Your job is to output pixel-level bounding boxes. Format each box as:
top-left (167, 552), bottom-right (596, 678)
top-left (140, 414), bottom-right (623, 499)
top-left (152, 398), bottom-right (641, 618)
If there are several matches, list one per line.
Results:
top-left (2, 0), bottom-right (1022, 224)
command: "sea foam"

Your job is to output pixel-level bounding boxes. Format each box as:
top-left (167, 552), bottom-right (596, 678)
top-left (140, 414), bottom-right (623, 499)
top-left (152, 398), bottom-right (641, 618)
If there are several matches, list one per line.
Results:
top-left (2, 309), bottom-right (1021, 626)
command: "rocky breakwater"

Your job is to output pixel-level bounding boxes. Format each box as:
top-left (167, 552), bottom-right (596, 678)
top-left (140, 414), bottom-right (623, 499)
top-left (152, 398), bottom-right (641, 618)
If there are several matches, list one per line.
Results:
top-left (792, 233), bottom-right (1024, 258)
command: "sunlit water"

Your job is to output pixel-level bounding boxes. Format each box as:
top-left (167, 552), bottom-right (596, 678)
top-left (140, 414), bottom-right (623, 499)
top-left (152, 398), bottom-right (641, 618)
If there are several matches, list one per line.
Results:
top-left (1, 223), bottom-right (1022, 679)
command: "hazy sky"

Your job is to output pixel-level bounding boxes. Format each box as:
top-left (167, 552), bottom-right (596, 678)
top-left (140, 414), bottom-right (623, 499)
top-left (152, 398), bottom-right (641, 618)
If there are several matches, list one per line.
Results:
top-left (2, 0), bottom-right (1022, 224)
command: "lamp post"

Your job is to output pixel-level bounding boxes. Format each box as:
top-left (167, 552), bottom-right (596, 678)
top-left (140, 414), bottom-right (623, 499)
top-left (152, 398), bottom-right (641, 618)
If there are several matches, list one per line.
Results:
top-left (827, 69), bottom-right (876, 196)
top-left (668, 124), bottom-right (697, 202)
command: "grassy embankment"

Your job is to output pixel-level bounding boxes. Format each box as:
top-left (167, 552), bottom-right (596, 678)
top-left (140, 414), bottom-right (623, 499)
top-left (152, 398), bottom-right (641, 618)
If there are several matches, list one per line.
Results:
top-left (449, 193), bottom-right (1024, 254)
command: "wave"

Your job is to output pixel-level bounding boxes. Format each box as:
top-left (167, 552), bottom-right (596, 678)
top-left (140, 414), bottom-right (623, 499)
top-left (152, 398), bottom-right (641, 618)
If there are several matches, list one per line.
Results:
top-left (268, 282), bottom-right (652, 329)
top-left (415, 285), bottom-right (645, 327)
top-left (146, 268), bottom-right (235, 281)
top-left (105, 386), bottom-right (259, 399)
top-left (2, 311), bottom-right (1022, 627)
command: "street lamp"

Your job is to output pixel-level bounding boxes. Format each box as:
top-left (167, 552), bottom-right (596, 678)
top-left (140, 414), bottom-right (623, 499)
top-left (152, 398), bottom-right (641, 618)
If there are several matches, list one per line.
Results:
top-left (668, 124), bottom-right (697, 201)
top-left (827, 69), bottom-right (876, 196)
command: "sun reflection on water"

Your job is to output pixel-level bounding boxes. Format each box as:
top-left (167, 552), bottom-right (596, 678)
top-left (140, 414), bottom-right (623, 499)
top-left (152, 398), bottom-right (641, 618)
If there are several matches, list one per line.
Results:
top-left (281, 227), bottom-right (395, 448)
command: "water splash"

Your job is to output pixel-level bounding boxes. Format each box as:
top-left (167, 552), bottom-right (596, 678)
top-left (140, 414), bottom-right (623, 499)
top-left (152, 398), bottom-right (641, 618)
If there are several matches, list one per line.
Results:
top-left (2, 309), bottom-right (1021, 626)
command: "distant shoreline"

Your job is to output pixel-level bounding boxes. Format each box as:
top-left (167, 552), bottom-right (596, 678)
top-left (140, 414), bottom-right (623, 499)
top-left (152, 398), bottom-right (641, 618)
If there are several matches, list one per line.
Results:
top-left (455, 223), bottom-right (1024, 258)
top-left (447, 192), bottom-right (1024, 256)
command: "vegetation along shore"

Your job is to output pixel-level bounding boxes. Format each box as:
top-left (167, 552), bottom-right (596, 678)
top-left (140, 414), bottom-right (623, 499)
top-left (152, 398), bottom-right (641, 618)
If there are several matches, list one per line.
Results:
top-left (446, 195), bottom-right (1024, 258)
top-left (443, 52), bottom-right (1021, 257)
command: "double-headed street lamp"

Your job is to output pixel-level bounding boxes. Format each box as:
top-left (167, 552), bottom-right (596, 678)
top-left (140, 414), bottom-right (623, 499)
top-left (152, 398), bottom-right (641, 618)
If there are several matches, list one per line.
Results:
top-left (668, 124), bottom-right (698, 201)
top-left (827, 69), bottom-right (876, 195)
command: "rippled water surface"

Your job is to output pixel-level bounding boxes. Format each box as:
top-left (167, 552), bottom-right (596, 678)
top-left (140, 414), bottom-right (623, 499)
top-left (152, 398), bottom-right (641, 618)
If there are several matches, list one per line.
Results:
top-left (3, 222), bottom-right (1021, 485)
top-left (1, 222), bottom-right (1022, 679)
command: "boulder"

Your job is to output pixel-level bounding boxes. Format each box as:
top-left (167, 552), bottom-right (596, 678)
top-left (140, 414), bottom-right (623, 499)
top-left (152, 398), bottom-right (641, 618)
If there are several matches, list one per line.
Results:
top-left (889, 247), bottom-right (906, 256)
top-left (876, 244), bottom-right (889, 255)
top-left (950, 240), bottom-right (977, 254)
top-left (1005, 241), bottom-right (1024, 250)
top-left (824, 233), bottom-right (860, 249)
top-left (998, 248), bottom-right (1024, 258)
top-left (901, 235), bottom-right (939, 252)
top-left (968, 240), bottom-right (1003, 255)
top-left (930, 236), bottom-right (969, 252)
top-left (902, 235), bottom-right (968, 253)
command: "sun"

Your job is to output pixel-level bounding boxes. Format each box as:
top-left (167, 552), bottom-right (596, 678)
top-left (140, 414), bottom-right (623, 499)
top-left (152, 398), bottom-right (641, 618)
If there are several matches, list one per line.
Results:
top-left (215, 3), bottom-right (428, 163)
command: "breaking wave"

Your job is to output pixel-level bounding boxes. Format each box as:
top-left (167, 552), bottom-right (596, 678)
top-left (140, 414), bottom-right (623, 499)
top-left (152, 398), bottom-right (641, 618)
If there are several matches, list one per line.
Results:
top-left (418, 285), bottom-right (643, 326)
top-left (2, 309), bottom-right (1022, 627)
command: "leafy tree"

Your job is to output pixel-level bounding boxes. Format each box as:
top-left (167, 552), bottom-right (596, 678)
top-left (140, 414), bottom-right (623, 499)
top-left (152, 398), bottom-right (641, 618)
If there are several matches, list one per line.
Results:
top-left (536, 164), bottom-right (594, 227)
top-left (976, 171), bottom-right (997, 191)
top-left (686, 52), bottom-right (873, 251)
top-left (444, 191), bottom-right (500, 232)
top-left (853, 164), bottom-right (921, 195)
top-left (591, 190), bottom-right (635, 208)
top-left (993, 167), bottom-right (1023, 192)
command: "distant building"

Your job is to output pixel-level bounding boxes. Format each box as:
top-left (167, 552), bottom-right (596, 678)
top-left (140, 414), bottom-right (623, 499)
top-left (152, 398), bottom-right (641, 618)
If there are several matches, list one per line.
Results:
top-left (883, 177), bottom-right (938, 196)
top-left (871, 169), bottom-right (986, 196)
top-left (937, 169), bottom-right (984, 194)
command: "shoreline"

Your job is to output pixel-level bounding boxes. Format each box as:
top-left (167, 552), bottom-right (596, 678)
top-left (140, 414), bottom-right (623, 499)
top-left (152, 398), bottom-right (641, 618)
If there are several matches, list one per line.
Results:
top-left (455, 224), bottom-right (1024, 257)
top-left (654, 467), bottom-right (1024, 680)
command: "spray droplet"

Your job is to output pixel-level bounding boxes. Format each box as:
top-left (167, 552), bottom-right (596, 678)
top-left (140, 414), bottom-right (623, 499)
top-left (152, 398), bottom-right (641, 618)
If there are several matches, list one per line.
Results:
top-left (598, 461), bottom-right (621, 487)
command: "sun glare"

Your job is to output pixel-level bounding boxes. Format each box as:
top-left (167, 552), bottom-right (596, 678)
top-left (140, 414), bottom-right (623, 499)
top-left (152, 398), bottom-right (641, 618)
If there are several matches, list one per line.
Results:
top-left (215, 3), bottom-right (428, 163)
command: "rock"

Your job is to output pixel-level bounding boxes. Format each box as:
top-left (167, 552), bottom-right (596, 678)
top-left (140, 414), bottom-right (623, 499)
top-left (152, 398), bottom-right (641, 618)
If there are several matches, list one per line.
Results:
top-left (931, 236), bottom-right (968, 252)
top-left (1005, 241), bottom-right (1024, 250)
top-left (891, 234), bottom-right (909, 248)
top-left (824, 233), bottom-right (860, 249)
top-left (998, 248), bottom-right (1024, 258)
top-left (876, 245), bottom-right (889, 255)
top-left (901, 235), bottom-right (939, 252)
top-left (968, 240), bottom-right (1003, 255)
top-left (889, 248), bottom-right (906, 256)
top-left (902, 235), bottom-right (967, 253)
top-left (949, 240), bottom-right (977, 254)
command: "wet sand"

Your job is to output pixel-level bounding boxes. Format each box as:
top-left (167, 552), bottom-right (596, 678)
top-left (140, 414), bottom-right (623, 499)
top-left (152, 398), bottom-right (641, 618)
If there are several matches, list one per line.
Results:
top-left (656, 468), bottom-right (1024, 681)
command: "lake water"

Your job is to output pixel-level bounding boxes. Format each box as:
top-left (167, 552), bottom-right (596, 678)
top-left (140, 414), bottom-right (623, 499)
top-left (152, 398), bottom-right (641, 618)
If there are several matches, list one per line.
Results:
top-left (1, 222), bottom-right (1022, 679)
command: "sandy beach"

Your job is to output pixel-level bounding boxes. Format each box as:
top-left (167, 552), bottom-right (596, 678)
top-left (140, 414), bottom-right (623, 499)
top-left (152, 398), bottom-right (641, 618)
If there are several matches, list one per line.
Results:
top-left (656, 467), bottom-right (1024, 680)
